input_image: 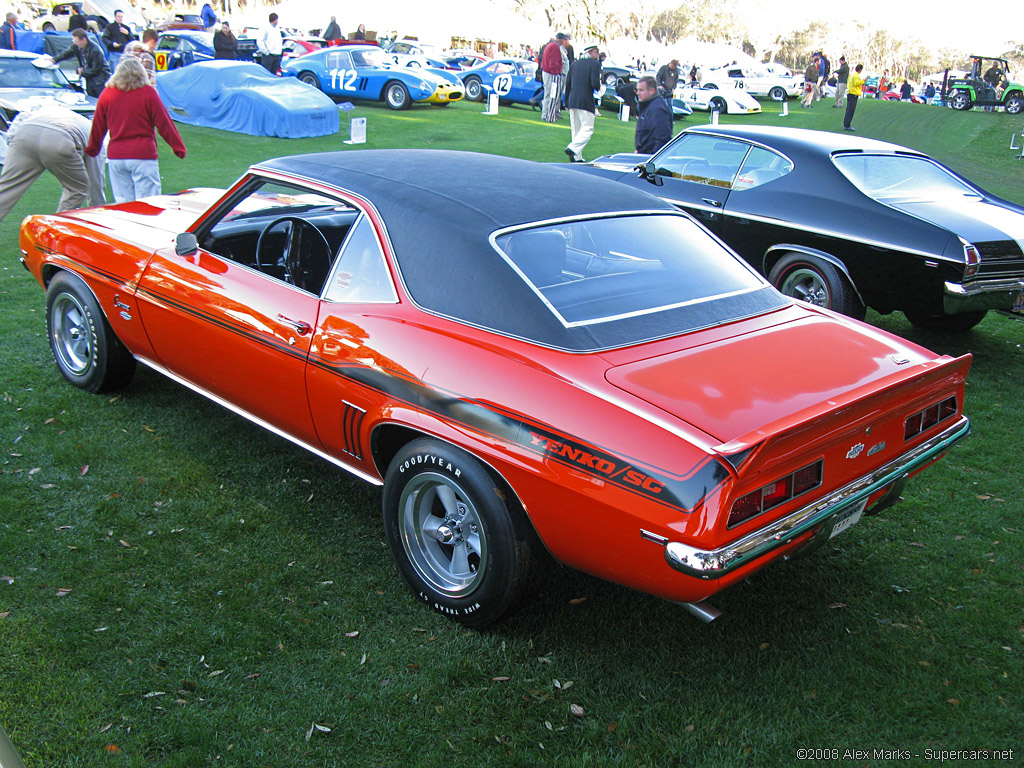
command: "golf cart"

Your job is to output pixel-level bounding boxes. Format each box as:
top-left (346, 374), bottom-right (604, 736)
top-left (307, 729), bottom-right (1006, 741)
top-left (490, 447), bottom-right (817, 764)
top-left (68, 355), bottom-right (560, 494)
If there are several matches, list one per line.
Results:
top-left (943, 56), bottom-right (1023, 114)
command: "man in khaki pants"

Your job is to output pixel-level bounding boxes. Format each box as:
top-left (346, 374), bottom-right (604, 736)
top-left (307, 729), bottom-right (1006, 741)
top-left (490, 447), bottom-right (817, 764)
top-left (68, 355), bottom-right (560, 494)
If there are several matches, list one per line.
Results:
top-left (0, 105), bottom-right (105, 223)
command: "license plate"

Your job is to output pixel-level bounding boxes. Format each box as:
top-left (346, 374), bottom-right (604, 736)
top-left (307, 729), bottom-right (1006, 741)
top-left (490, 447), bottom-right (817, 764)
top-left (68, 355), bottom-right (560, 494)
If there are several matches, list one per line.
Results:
top-left (829, 500), bottom-right (866, 539)
top-left (1012, 290), bottom-right (1024, 314)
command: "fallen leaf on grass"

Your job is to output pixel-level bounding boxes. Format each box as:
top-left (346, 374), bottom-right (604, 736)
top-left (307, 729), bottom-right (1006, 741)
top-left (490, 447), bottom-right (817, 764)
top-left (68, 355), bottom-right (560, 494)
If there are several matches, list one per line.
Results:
top-left (946, 698), bottom-right (959, 705)
top-left (79, 464), bottom-right (89, 476)
top-left (99, 723), bottom-right (112, 733)
top-left (345, 631), bottom-right (359, 637)
top-left (119, 540), bottom-right (130, 548)
top-left (143, 691), bottom-right (166, 698)
top-left (55, 587), bottom-right (72, 597)
top-left (28, 467), bottom-right (40, 475)
top-left (245, 672), bottom-right (260, 679)
top-left (569, 597), bottom-right (587, 605)
top-left (570, 704), bottom-right (585, 718)
top-left (304, 723), bottom-right (331, 741)
top-left (208, 670), bottom-right (224, 677)
top-left (0, 611), bottom-right (10, 619)
top-left (828, 603), bottom-right (847, 609)
top-left (492, 676), bottom-right (510, 682)
top-left (105, 745), bottom-right (120, 754)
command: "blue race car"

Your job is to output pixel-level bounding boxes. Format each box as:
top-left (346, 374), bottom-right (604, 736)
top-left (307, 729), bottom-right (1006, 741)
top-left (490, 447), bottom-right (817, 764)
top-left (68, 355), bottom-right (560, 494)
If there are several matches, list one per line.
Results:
top-left (155, 30), bottom-right (256, 71)
top-left (458, 58), bottom-right (542, 105)
top-left (280, 44), bottom-right (463, 110)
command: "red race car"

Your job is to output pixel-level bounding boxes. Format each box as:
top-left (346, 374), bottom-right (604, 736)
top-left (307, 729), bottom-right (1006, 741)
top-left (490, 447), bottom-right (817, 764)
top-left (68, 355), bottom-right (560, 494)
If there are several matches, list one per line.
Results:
top-left (19, 151), bottom-right (972, 627)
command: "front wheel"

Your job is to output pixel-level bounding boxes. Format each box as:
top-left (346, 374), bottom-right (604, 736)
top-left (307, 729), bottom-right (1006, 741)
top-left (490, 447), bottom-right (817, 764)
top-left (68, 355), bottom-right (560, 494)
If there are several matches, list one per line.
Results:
top-left (769, 86), bottom-right (786, 102)
top-left (383, 439), bottom-right (539, 628)
top-left (903, 309), bottom-right (987, 332)
top-left (42, 21), bottom-right (55, 31)
top-left (384, 80), bottom-right (411, 110)
top-left (1005, 94), bottom-right (1023, 114)
top-left (768, 254), bottom-right (866, 320)
top-left (603, 72), bottom-right (618, 87)
top-left (45, 271), bottom-right (136, 393)
top-left (709, 96), bottom-right (727, 113)
top-left (463, 76), bottom-right (483, 102)
top-left (949, 90), bottom-right (971, 110)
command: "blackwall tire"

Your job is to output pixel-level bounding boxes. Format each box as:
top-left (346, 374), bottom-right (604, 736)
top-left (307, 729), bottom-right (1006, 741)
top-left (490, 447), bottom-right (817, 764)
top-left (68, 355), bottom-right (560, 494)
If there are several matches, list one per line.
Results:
top-left (298, 72), bottom-right (321, 90)
top-left (384, 80), bottom-right (411, 110)
top-left (903, 309), bottom-right (987, 333)
top-left (383, 439), bottom-right (538, 628)
top-left (769, 254), bottom-right (866, 320)
top-left (769, 86), bottom-right (786, 102)
top-left (45, 271), bottom-right (136, 393)
top-left (464, 76), bottom-right (483, 102)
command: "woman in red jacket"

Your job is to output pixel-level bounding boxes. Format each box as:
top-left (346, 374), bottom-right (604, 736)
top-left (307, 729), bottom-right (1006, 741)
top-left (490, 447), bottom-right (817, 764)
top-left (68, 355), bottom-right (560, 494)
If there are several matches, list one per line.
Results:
top-left (85, 57), bottom-right (186, 203)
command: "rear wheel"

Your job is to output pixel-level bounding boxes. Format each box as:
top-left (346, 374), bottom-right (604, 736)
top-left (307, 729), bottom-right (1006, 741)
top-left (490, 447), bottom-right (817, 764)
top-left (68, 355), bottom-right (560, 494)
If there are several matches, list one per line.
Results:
top-left (903, 309), bottom-right (987, 332)
top-left (384, 80), bottom-right (411, 110)
top-left (769, 254), bottom-right (866, 320)
top-left (949, 90), bottom-right (971, 110)
top-left (709, 96), bottom-right (727, 113)
top-left (768, 86), bottom-right (786, 101)
top-left (45, 271), bottom-right (136, 393)
top-left (464, 76), bottom-right (483, 102)
top-left (42, 21), bottom-right (55, 31)
top-left (702, 83), bottom-right (718, 90)
top-left (603, 72), bottom-right (618, 87)
top-left (298, 71), bottom-right (320, 90)
top-left (1005, 94), bottom-right (1024, 114)
top-left (383, 438), bottom-right (540, 628)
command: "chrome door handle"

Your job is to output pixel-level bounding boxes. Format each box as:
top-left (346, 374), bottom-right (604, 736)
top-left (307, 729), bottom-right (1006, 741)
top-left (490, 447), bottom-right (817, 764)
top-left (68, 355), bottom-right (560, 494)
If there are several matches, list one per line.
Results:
top-left (702, 198), bottom-right (722, 208)
top-left (277, 315), bottom-right (312, 335)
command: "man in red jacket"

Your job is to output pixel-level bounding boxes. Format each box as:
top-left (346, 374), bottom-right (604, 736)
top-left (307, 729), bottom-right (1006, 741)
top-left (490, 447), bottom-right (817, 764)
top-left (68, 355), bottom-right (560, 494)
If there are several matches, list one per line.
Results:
top-left (540, 33), bottom-right (567, 123)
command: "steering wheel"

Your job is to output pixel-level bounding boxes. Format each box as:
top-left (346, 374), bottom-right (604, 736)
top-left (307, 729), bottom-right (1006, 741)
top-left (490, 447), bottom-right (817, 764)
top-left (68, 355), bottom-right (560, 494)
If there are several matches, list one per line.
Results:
top-left (254, 216), bottom-right (332, 293)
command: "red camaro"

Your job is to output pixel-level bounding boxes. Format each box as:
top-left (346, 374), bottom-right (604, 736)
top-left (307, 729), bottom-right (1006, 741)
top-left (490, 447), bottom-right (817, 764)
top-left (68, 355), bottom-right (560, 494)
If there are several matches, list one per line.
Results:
top-left (19, 150), bottom-right (972, 627)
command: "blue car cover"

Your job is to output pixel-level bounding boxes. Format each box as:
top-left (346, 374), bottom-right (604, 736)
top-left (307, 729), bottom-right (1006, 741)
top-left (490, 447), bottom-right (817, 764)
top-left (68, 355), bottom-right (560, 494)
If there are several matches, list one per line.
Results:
top-left (156, 61), bottom-right (339, 138)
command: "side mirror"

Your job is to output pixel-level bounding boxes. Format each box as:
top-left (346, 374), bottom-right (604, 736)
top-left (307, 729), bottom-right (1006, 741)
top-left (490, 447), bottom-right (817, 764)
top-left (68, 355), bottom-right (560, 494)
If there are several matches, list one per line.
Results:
top-left (638, 161), bottom-right (663, 186)
top-left (175, 232), bottom-right (198, 256)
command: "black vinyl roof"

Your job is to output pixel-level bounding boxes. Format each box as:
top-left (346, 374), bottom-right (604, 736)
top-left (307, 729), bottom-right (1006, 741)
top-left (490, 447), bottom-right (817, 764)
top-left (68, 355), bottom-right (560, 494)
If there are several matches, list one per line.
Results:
top-left (256, 150), bottom-right (784, 351)
top-left (684, 124), bottom-right (921, 159)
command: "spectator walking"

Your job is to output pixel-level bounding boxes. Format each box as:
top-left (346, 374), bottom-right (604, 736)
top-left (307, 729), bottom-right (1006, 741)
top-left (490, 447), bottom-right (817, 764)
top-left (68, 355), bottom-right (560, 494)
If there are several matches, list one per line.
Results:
top-left (656, 58), bottom-right (680, 98)
top-left (213, 21), bottom-right (237, 60)
top-left (124, 29), bottom-right (157, 85)
top-left (257, 13), bottom-right (284, 73)
top-left (900, 79), bottom-right (913, 101)
top-left (0, 106), bottom-right (105, 224)
top-left (564, 44), bottom-right (601, 163)
top-left (875, 70), bottom-right (888, 98)
top-left (924, 82), bottom-right (936, 102)
top-left (200, 2), bottom-right (217, 31)
top-left (0, 12), bottom-right (18, 50)
top-left (323, 16), bottom-right (341, 42)
top-left (833, 55), bottom-right (848, 108)
top-left (101, 10), bottom-right (134, 70)
top-left (801, 56), bottom-right (818, 107)
top-left (540, 33), bottom-right (567, 123)
top-left (844, 63), bottom-right (865, 131)
top-left (85, 57), bottom-right (186, 203)
top-left (51, 29), bottom-right (110, 98)
top-left (634, 75), bottom-right (672, 154)
top-left (817, 52), bottom-right (830, 101)
top-left (67, 7), bottom-right (87, 32)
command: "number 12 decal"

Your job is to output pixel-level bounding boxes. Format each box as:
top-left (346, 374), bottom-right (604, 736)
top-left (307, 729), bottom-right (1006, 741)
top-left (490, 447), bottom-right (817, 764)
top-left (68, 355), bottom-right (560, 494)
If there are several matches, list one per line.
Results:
top-left (330, 68), bottom-right (358, 91)
top-left (493, 74), bottom-right (513, 96)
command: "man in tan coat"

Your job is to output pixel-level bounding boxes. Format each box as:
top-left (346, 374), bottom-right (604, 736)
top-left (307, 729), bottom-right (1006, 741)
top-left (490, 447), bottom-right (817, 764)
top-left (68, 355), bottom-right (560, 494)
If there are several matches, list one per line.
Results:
top-left (0, 106), bottom-right (106, 223)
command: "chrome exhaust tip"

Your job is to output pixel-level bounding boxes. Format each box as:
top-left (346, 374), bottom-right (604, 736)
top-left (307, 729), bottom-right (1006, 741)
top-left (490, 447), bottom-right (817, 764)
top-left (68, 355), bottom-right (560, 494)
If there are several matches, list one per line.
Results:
top-left (678, 599), bottom-right (723, 623)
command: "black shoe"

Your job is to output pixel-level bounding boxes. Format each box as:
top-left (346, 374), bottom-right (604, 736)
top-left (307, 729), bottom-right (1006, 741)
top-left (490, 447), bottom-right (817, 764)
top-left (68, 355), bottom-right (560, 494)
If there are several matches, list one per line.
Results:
top-left (565, 148), bottom-right (577, 162)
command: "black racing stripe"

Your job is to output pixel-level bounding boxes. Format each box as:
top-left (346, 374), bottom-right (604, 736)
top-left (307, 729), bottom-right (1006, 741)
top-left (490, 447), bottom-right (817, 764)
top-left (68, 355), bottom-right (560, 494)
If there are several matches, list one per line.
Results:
top-left (308, 355), bottom-right (727, 513)
top-left (43, 252), bottom-right (137, 293)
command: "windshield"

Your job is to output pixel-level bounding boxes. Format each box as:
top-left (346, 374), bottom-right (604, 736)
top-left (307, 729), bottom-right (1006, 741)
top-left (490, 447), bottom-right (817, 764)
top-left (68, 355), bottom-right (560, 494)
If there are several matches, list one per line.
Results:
top-left (833, 153), bottom-right (981, 202)
top-left (352, 48), bottom-right (388, 68)
top-left (0, 59), bottom-right (73, 89)
top-left (494, 214), bottom-right (767, 328)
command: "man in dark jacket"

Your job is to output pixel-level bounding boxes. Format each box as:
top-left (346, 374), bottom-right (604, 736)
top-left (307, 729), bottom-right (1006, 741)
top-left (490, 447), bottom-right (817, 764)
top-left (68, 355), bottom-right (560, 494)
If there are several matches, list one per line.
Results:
top-left (635, 75), bottom-right (672, 154)
top-left (655, 59), bottom-right (679, 97)
top-left (53, 29), bottom-right (110, 98)
top-left (101, 9), bottom-right (134, 69)
top-left (0, 13), bottom-right (18, 50)
top-left (67, 7), bottom-right (88, 32)
top-left (213, 21), bottom-right (238, 59)
top-left (564, 44), bottom-right (601, 162)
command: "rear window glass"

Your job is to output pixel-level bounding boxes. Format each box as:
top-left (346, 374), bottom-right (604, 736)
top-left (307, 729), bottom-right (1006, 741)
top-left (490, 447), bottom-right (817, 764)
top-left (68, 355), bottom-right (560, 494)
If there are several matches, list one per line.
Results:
top-left (494, 214), bottom-right (766, 328)
top-left (833, 154), bottom-right (981, 202)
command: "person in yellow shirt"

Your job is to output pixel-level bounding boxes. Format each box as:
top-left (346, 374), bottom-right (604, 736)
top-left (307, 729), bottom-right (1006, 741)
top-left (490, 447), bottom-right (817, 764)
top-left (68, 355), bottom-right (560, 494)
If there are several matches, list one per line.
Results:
top-left (844, 64), bottom-right (865, 131)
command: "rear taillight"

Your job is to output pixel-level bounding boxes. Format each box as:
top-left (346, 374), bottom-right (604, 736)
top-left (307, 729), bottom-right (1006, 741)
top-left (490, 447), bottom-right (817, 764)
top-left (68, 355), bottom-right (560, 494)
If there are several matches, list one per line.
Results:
top-left (904, 396), bottom-right (957, 441)
top-left (728, 459), bottom-right (823, 527)
top-left (962, 239), bottom-right (980, 278)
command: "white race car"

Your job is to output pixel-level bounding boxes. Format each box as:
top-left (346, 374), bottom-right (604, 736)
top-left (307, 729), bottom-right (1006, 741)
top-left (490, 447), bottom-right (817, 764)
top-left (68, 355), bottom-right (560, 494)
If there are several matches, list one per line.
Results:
top-left (700, 65), bottom-right (804, 101)
top-left (674, 83), bottom-right (762, 114)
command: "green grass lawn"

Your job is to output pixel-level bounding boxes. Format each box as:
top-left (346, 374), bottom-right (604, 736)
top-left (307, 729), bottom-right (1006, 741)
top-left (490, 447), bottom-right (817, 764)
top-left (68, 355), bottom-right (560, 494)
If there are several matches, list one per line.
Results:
top-left (1, 96), bottom-right (1021, 767)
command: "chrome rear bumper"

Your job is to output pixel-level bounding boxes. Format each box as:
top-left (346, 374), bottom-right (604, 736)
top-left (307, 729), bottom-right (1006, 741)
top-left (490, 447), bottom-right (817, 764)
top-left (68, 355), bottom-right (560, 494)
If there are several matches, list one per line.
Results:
top-left (660, 417), bottom-right (970, 579)
top-left (943, 278), bottom-right (1024, 313)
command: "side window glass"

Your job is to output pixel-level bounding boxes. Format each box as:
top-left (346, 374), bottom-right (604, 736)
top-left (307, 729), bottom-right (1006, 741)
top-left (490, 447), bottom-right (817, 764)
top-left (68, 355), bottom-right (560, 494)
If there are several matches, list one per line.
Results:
top-left (326, 51), bottom-right (352, 70)
top-left (157, 36), bottom-right (179, 50)
top-left (323, 215), bottom-right (397, 303)
top-left (732, 146), bottom-right (794, 191)
top-left (654, 134), bottom-right (748, 188)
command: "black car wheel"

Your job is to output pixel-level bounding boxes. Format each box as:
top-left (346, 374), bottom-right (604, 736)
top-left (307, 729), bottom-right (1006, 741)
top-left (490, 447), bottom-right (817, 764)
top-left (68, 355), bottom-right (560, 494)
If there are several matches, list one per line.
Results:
top-left (298, 71), bottom-right (320, 90)
top-left (464, 76), bottom-right (483, 102)
top-left (769, 86), bottom-right (787, 101)
top-left (1005, 94), bottom-right (1024, 114)
top-left (42, 21), bottom-right (55, 31)
top-left (384, 80), bottom-right (411, 110)
top-left (709, 96), bottom-right (727, 113)
top-left (949, 90), bottom-right (971, 110)
top-left (383, 438), bottom-right (539, 628)
top-left (903, 309), bottom-right (987, 333)
top-left (769, 254), bottom-right (866, 320)
top-left (46, 271), bottom-right (136, 393)
top-left (604, 72), bottom-right (618, 87)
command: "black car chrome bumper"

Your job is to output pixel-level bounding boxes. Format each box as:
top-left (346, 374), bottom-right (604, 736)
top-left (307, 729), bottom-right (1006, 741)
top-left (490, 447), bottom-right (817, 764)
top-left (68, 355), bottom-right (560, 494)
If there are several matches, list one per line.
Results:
top-left (944, 278), bottom-right (1024, 313)
top-left (659, 417), bottom-right (970, 580)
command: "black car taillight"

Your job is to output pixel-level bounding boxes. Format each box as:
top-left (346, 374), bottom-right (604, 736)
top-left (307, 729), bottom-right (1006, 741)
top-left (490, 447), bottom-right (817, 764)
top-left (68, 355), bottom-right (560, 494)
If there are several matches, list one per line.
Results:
top-left (728, 460), bottom-right (823, 527)
top-left (904, 396), bottom-right (957, 441)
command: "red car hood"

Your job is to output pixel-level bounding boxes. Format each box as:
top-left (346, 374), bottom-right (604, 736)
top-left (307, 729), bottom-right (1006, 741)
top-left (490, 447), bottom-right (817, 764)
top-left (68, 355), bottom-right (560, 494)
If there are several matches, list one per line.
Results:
top-left (62, 188), bottom-right (225, 240)
top-left (605, 313), bottom-right (946, 446)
